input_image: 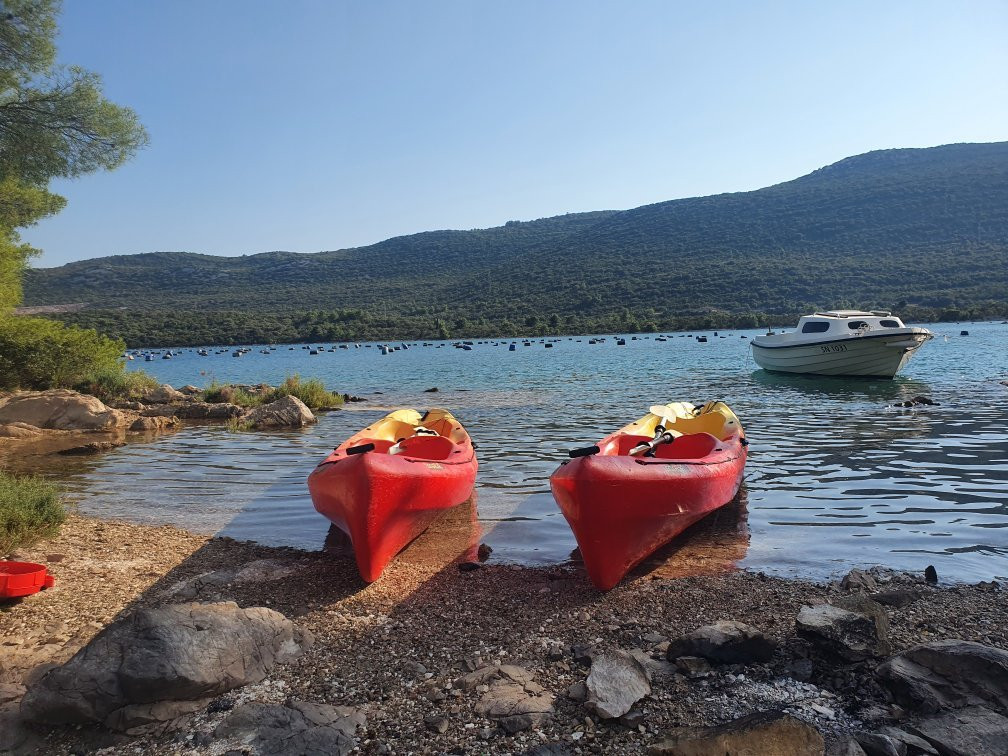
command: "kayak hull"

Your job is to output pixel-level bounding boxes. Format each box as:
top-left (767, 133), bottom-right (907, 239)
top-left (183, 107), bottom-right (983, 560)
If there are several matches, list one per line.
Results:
top-left (307, 409), bottom-right (477, 582)
top-left (550, 402), bottom-right (747, 590)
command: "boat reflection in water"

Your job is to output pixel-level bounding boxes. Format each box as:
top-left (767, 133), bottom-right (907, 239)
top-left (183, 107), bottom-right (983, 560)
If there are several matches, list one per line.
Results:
top-left (750, 369), bottom-right (935, 403)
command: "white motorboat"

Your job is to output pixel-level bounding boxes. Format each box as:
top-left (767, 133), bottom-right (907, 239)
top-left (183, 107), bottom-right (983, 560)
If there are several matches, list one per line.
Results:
top-left (751, 310), bottom-right (932, 378)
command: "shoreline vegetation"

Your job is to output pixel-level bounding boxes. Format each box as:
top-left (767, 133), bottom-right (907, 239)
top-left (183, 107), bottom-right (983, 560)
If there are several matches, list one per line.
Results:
top-left (0, 472), bottom-right (65, 556)
top-left (0, 511), bottom-right (1005, 755)
top-left (32, 305), bottom-right (1008, 349)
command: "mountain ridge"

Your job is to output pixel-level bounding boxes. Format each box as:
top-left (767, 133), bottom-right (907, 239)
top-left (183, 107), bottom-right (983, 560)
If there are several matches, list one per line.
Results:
top-left (21, 141), bottom-right (1008, 345)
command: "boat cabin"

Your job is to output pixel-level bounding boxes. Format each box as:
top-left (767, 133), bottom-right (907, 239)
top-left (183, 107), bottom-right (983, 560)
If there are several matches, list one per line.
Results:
top-left (794, 310), bottom-right (906, 335)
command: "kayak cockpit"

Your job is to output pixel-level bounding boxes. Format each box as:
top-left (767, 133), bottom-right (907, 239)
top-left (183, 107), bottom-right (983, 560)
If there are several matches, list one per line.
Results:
top-left (605, 432), bottom-right (721, 460)
top-left (318, 408), bottom-right (473, 465)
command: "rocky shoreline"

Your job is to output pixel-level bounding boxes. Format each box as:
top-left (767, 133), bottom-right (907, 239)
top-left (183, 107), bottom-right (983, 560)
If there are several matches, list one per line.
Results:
top-left (0, 386), bottom-right (325, 466)
top-left (1, 511), bottom-right (1006, 755)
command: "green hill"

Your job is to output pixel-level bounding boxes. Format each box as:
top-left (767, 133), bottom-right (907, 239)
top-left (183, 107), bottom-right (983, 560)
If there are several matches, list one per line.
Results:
top-left (22, 141), bottom-right (1008, 345)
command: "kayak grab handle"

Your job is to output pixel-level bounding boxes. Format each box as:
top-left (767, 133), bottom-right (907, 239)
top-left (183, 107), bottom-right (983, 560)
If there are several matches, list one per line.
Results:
top-left (346, 443), bottom-right (375, 455)
top-left (568, 445), bottom-right (600, 458)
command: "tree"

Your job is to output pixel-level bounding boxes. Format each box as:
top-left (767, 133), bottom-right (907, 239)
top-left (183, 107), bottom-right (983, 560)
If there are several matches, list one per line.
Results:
top-left (0, 0), bottom-right (147, 311)
top-left (0, 0), bottom-right (146, 387)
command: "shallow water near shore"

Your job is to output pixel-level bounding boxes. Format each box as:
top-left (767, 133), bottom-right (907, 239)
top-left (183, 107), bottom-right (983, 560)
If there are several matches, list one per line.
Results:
top-left (24, 322), bottom-right (1008, 582)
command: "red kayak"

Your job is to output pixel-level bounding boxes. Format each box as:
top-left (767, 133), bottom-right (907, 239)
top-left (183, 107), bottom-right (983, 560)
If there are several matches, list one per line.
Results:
top-left (308, 408), bottom-right (477, 582)
top-left (550, 401), bottom-right (747, 590)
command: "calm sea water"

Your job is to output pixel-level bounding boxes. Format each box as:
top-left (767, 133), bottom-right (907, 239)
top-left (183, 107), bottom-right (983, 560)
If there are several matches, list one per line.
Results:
top-left (37, 323), bottom-right (1008, 581)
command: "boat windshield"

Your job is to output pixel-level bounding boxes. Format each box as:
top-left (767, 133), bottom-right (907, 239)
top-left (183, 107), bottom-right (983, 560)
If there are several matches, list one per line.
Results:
top-left (801, 321), bottom-right (830, 333)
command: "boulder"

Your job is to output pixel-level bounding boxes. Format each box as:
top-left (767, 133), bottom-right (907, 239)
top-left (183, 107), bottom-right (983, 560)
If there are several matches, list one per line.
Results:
top-left (21, 602), bottom-right (311, 732)
top-left (585, 650), bottom-right (651, 719)
top-left (796, 603), bottom-right (888, 662)
top-left (470, 665), bottom-right (554, 733)
top-left (129, 415), bottom-right (179, 432)
top-left (908, 706), bottom-right (1008, 756)
top-left (214, 700), bottom-right (361, 755)
top-left (666, 620), bottom-right (776, 664)
top-left (876, 640), bottom-right (1008, 714)
top-left (648, 710), bottom-right (825, 755)
top-left (841, 569), bottom-right (879, 593)
top-left (0, 390), bottom-right (125, 431)
top-left (143, 384), bottom-right (185, 403)
top-left (242, 395), bottom-right (316, 429)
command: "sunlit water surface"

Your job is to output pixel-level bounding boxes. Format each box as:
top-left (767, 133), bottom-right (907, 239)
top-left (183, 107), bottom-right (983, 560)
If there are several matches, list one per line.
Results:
top-left (25, 323), bottom-right (1008, 582)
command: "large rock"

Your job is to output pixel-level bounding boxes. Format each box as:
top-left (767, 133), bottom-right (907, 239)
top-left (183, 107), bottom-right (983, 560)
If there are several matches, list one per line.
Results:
top-left (143, 384), bottom-right (185, 403)
top-left (469, 665), bottom-right (554, 733)
top-left (0, 390), bottom-right (125, 431)
top-left (666, 620), bottom-right (775, 664)
top-left (648, 710), bottom-right (825, 755)
top-left (908, 706), bottom-right (1008, 756)
top-left (242, 395), bottom-right (316, 429)
top-left (876, 640), bottom-right (1008, 714)
top-left (21, 602), bottom-right (311, 732)
top-left (796, 603), bottom-right (888, 661)
top-left (214, 700), bottom-right (362, 755)
top-left (585, 650), bottom-right (651, 719)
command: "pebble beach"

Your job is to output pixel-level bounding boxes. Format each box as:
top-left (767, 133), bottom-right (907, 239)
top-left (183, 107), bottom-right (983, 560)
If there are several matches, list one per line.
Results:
top-left (2, 507), bottom-right (1006, 755)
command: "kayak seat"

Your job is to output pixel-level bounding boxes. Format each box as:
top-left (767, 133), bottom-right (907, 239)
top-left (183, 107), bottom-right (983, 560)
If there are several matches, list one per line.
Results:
top-left (395, 434), bottom-right (457, 460)
top-left (651, 432), bottom-right (719, 460)
top-left (613, 434), bottom-right (657, 455)
top-left (349, 438), bottom-right (395, 454)
top-left (668, 413), bottom-right (733, 440)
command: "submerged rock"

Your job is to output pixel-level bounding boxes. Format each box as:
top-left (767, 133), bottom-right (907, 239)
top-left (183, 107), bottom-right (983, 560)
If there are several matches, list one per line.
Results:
top-left (56, 441), bottom-right (124, 455)
top-left (129, 415), bottom-right (179, 432)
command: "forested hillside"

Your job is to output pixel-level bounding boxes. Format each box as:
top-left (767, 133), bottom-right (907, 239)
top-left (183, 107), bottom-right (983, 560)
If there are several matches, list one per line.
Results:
top-left (22, 142), bottom-right (1008, 346)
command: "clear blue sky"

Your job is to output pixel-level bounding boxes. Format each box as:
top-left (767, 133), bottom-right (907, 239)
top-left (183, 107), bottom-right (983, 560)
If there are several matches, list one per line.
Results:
top-left (24, 0), bottom-right (1008, 267)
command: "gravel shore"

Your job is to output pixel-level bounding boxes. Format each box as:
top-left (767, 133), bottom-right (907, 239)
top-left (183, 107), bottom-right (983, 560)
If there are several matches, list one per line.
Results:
top-left (1, 509), bottom-right (1005, 755)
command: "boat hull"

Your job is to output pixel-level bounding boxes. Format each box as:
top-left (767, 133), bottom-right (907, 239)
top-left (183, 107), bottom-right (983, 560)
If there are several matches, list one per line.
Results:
top-left (550, 431), bottom-right (746, 591)
top-left (307, 409), bottom-right (477, 582)
top-left (751, 330), bottom-right (931, 378)
top-left (309, 452), bottom-right (476, 581)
